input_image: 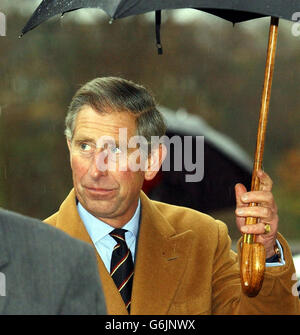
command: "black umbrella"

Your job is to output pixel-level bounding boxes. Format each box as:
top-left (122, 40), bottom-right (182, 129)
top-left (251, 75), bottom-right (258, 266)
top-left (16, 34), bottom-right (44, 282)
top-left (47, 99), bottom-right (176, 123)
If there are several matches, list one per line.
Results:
top-left (20, 1), bottom-right (299, 296)
top-left (20, 0), bottom-right (297, 35)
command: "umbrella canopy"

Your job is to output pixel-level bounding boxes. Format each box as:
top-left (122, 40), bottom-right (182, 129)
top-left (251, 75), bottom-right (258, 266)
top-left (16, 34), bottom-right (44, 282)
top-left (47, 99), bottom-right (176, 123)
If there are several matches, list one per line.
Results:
top-left (21, 0), bottom-right (298, 36)
top-left (143, 106), bottom-right (252, 212)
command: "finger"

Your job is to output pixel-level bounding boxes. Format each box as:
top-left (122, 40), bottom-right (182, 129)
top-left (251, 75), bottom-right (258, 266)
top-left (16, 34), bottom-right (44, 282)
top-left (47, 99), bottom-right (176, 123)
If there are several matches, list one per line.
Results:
top-left (239, 190), bottom-right (274, 206)
top-left (257, 169), bottom-right (273, 192)
top-left (240, 222), bottom-right (268, 235)
top-left (235, 206), bottom-right (273, 221)
top-left (235, 183), bottom-right (248, 208)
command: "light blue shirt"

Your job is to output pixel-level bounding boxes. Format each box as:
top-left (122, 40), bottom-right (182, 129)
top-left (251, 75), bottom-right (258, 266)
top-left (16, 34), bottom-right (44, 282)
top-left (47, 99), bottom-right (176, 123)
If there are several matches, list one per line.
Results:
top-left (266, 239), bottom-right (285, 267)
top-left (77, 199), bottom-right (140, 272)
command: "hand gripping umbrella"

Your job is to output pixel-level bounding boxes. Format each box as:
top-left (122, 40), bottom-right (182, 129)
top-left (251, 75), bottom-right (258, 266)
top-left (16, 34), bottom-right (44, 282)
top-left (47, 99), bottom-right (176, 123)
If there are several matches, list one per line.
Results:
top-left (20, 1), bottom-right (299, 297)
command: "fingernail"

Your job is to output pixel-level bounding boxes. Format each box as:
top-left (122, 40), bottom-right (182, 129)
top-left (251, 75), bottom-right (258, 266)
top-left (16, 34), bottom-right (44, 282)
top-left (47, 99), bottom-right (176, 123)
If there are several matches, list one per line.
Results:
top-left (241, 226), bottom-right (248, 233)
top-left (241, 194), bottom-right (248, 201)
top-left (236, 208), bottom-right (244, 215)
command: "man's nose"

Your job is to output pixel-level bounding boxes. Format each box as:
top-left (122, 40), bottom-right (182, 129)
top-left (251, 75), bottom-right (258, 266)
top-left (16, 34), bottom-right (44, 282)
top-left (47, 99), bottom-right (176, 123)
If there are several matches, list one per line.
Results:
top-left (89, 150), bottom-right (108, 179)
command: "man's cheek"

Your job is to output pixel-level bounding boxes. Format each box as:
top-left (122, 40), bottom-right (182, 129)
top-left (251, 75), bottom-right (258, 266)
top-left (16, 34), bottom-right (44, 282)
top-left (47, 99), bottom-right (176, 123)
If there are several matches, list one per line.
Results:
top-left (121, 171), bottom-right (145, 192)
top-left (71, 156), bottom-right (88, 179)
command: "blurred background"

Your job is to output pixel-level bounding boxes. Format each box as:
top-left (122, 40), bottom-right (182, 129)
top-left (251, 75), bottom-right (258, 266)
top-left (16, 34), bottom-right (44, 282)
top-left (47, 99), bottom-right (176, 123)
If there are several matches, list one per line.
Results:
top-left (0, 1), bottom-right (299, 246)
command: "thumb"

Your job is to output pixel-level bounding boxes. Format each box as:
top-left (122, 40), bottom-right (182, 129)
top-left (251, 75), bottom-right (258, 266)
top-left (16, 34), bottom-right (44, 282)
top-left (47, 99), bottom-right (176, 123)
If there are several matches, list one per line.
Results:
top-left (235, 183), bottom-right (248, 208)
top-left (235, 183), bottom-right (248, 230)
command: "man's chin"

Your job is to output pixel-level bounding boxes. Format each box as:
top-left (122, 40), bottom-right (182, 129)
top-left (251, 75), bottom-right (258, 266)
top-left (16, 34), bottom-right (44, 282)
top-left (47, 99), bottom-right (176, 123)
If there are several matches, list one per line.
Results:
top-left (85, 202), bottom-right (118, 220)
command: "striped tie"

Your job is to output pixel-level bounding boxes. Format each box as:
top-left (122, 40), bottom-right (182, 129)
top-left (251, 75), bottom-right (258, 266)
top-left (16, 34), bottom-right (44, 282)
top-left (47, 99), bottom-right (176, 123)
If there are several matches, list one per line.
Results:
top-left (109, 228), bottom-right (134, 312)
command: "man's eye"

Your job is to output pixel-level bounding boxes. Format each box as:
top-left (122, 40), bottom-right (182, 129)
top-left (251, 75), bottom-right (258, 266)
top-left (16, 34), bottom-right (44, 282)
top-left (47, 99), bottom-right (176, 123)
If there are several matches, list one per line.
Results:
top-left (80, 143), bottom-right (92, 151)
top-left (110, 146), bottom-right (122, 154)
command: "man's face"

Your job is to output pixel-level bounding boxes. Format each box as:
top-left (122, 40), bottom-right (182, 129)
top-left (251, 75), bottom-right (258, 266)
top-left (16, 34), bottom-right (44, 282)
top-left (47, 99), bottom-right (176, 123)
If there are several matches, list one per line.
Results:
top-left (68, 105), bottom-right (148, 227)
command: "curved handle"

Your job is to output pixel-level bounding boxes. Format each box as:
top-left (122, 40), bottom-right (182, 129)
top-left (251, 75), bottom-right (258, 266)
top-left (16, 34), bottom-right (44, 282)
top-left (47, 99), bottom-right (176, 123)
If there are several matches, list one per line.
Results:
top-left (240, 216), bottom-right (266, 297)
top-left (240, 240), bottom-right (266, 297)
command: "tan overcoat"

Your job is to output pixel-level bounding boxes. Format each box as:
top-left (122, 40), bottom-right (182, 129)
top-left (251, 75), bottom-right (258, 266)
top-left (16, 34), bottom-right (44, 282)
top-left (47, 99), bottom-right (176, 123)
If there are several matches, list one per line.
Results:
top-left (45, 189), bottom-right (300, 315)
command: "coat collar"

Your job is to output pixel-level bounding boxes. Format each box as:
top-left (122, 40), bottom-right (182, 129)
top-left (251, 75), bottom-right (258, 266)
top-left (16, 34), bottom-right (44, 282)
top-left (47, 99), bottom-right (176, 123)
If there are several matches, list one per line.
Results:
top-left (54, 190), bottom-right (194, 315)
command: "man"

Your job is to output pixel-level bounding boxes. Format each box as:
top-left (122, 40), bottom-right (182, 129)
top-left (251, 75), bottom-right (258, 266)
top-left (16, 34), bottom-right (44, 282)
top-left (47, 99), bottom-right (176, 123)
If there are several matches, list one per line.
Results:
top-left (0, 208), bottom-right (106, 314)
top-left (45, 76), bottom-right (299, 314)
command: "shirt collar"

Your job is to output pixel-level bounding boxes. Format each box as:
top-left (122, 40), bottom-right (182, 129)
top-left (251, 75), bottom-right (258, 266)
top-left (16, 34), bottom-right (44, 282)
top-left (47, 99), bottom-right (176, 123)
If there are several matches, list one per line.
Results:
top-left (77, 199), bottom-right (141, 244)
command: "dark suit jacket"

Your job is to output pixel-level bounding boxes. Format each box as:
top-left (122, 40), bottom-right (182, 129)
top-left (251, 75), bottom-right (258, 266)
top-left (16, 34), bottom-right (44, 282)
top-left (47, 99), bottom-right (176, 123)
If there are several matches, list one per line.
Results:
top-left (0, 208), bottom-right (106, 315)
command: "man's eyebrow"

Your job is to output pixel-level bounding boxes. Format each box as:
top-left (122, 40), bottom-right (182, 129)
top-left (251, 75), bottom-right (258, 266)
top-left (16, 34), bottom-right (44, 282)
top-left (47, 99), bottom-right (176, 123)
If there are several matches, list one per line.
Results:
top-left (73, 136), bottom-right (95, 143)
top-left (96, 137), bottom-right (120, 147)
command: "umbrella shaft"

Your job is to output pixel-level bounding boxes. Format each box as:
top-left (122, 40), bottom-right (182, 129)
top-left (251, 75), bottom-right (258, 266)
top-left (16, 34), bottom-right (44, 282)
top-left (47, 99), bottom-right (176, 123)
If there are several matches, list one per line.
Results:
top-left (252, 16), bottom-right (279, 190)
top-left (244, 17), bottom-right (279, 244)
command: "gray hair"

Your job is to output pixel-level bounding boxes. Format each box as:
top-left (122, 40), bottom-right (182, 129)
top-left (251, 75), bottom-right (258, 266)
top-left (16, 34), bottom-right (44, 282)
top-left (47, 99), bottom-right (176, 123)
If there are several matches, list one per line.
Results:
top-left (65, 77), bottom-right (166, 152)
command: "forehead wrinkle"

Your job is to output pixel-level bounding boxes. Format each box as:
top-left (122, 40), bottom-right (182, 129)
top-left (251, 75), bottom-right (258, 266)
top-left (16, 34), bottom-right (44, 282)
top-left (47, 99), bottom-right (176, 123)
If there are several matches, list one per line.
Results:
top-left (74, 108), bottom-right (138, 140)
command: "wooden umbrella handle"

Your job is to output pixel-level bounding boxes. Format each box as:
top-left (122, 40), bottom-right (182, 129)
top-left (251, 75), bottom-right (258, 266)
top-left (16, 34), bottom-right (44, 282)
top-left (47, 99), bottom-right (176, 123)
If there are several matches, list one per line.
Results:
top-left (240, 17), bottom-right (279, 297)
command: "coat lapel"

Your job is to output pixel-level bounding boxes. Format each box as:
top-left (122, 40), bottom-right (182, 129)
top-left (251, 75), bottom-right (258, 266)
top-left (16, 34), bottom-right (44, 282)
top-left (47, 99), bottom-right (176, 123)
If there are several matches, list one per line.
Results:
top-left (130, 192), bottom-right (194, 315)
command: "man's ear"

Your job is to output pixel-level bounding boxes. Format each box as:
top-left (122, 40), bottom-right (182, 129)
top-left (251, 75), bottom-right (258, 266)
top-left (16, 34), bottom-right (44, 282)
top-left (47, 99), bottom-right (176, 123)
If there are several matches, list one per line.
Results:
top-left (67, 139), bottom-right (73, 168)
top-left (144, 144), bottom-right (167, 181)
top-left (67, 138), bottom-right (71, 152)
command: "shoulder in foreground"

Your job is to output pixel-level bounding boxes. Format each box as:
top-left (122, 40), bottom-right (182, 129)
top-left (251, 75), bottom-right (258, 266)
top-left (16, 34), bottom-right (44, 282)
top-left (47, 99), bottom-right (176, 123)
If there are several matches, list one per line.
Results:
top-left (0, 207), bottom-right (88, 251)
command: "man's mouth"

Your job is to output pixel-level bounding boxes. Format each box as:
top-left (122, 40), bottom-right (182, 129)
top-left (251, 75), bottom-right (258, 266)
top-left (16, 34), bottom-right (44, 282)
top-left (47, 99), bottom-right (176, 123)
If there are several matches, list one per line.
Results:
top-left (84, 186), bottom-right (117, 197)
